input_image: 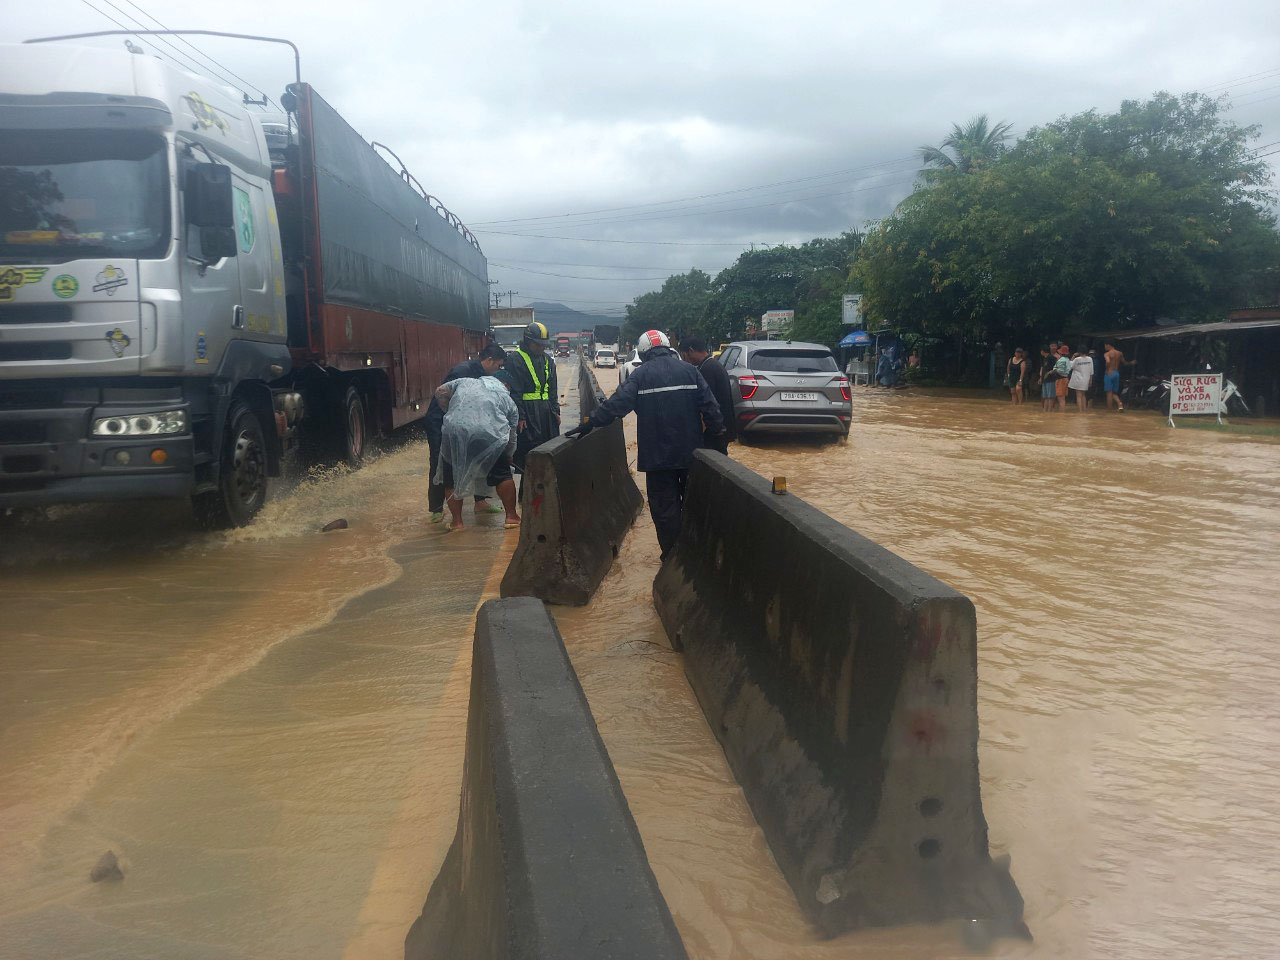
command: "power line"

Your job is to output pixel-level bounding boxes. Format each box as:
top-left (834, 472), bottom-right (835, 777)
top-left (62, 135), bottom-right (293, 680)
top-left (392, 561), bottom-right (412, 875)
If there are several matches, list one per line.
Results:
top-left (81, 0), bottom-right (224, 80)
top-left (75, 0), bottom-right (183, 69)
top-left (1201, 64), bottom-right (1280, 92)
top-left (489, 262), bottom-right (671, 281)
top-left (119, 0), bottom-right (276, 108)
top-left (476, 232), bottom-right (782, 246)
top-left (471, 155), bottom-right (919, 227)
top-left (494, 256), bottom-right (709, 270)
top-left (503, 171), bottom-right (915, 231)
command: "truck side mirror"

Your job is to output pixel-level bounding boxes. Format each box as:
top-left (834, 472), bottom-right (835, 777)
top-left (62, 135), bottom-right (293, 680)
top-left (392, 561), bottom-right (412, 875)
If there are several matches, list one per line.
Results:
top-left (185, 163), bottom-right (237, 261)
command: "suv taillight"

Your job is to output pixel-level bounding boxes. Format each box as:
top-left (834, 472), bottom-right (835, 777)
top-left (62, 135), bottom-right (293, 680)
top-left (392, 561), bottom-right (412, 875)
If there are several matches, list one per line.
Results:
top-left (834, 376), bottom-right (850, 401)
top-left (739, 375), bottom-right (759, 400)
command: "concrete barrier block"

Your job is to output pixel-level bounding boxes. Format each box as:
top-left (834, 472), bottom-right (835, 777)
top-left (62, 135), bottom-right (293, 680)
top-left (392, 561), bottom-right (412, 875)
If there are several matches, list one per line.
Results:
top-left (406, 597), bottom-right (688, 960)
top-left (500, 421), bottom-right (642, 605)
top-left (652, 452), bottom-right (1027, 938)
top-left (579, 359), bottom-right (607, 420)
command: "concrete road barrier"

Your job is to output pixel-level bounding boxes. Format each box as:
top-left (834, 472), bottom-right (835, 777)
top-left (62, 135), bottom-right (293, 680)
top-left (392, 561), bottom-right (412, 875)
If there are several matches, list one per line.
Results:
top-left (501, 419), bottom-right (641, 606)
top-left (579, 358), bottom-right (607, 420)
top-left (406, 597), bottom-right (688, 960)
top-left (653, 452), bottom-right (1027, 938)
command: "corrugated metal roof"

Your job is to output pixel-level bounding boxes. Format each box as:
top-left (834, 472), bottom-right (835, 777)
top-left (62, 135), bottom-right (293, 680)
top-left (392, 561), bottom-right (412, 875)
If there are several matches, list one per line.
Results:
top-left (1089, 318), bottom-right (1280, 340)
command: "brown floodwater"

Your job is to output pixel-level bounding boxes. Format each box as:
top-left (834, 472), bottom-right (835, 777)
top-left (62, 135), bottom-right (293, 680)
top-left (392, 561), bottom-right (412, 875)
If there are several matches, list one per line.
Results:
top-left (558, 380), bottom-right (1280, 960)
top-left (3, 367), bottom-right (1279, 959)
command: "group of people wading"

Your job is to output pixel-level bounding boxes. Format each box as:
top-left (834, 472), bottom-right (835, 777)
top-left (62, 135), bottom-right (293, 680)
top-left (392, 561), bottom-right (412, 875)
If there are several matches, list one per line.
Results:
top-left (426, 323), bottom-right (731, 557)
top-left (426, 320), bottom-right (561, 532)
top-left (1004, 340), bottom-right (1131, 413)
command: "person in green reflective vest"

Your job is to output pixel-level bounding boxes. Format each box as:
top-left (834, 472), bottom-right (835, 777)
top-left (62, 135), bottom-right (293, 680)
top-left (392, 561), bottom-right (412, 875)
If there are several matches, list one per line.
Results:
top-left (508, 320), bottom-right (560, 479)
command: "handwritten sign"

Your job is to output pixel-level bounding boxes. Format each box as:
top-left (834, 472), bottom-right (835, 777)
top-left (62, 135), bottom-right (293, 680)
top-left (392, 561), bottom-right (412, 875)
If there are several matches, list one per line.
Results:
top-left (1169, 373), bottom-right (1222, 426)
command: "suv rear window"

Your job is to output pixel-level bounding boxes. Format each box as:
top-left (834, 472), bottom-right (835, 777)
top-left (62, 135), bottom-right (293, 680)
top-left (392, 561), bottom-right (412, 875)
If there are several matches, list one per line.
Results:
top-left (749, 349), bottom-right (838, 373)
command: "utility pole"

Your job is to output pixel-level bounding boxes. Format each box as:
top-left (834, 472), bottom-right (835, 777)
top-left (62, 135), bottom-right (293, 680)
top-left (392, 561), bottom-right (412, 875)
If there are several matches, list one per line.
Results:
top-left (490, 289), bottom-right (519, 309)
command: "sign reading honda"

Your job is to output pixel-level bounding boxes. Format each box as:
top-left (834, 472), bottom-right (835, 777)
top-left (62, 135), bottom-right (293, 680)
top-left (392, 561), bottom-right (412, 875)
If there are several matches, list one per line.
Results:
top-left (1168, 373), bottom-right (1223, 427)
top-left (841, 294), bottom-right (863, 326)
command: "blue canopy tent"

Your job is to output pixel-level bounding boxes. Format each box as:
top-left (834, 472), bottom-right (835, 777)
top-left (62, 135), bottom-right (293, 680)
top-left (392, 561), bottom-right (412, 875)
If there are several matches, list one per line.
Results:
top-left (839, 330), bottom-right (873, 347)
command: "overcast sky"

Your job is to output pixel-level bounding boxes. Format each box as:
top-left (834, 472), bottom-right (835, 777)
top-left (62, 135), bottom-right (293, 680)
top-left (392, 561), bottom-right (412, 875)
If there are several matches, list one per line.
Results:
top-left (14, 0), bottom-right (1280, 316)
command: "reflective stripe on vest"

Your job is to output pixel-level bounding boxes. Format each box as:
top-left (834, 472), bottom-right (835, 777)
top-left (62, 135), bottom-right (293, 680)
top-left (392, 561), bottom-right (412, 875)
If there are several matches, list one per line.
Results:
top-left (516, 349), bottom-right (550, 401)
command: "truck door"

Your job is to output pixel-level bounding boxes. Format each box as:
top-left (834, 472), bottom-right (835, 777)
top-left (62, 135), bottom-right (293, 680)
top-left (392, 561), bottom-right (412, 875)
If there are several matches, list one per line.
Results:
top-left (180, 175), bottom-right (241, 372)
top-left (232, 175), bottom-right (284, 343)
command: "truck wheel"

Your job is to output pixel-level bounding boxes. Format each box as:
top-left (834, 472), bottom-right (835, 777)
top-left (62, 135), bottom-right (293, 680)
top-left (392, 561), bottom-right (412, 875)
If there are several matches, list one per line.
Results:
top-left (194, 400), bottom-right (268, 528)
top-left (342, 385), bottom-right (366, 466)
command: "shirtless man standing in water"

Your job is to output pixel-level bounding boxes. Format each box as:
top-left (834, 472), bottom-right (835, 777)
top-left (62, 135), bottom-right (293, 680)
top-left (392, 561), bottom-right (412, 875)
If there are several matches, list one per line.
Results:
top-left (1104, 341), bottom-right (1126, 411)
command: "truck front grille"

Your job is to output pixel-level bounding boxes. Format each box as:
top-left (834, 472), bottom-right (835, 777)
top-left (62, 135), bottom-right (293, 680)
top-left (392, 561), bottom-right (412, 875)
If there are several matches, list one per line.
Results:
top-left (0, 304), bottom-right (72, 324)
top-left (0, 422), bottom-right (47, 444)
top-left (0, 343), bottom-right (73, 362)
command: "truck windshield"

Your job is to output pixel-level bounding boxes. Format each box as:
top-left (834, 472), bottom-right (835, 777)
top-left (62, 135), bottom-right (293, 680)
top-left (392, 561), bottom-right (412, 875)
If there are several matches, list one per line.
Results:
top-left (0, 130), bottom-right (169, 262)
top-left (492, 325), bottom-right (526, 348)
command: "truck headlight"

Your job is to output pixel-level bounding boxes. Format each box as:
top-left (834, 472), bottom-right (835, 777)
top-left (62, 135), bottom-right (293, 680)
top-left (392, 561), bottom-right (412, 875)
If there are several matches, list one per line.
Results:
top-left (93, 409), bottom-right (187, 436)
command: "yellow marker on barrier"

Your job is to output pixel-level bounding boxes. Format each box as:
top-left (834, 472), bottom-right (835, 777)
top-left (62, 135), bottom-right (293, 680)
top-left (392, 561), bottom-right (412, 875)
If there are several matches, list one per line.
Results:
top-left (771, 476), bottom-right (788, 495)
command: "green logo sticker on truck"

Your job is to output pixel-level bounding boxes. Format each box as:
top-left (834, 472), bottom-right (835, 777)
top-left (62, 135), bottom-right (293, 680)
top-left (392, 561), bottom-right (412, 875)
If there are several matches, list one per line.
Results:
top-left (234, 188), bottom-right (255, 253)
top-left (52, 274), bottom-right (79, 299)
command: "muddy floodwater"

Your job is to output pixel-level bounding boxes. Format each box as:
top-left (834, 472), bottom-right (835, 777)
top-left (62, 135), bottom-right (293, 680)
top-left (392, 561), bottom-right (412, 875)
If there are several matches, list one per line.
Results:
top-left (3, 366), bottom-right (1279, 960)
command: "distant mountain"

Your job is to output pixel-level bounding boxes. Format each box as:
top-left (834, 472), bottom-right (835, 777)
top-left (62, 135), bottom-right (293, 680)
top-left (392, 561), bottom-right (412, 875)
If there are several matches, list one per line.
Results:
top-left (523, 301), bottom-right (623, 335)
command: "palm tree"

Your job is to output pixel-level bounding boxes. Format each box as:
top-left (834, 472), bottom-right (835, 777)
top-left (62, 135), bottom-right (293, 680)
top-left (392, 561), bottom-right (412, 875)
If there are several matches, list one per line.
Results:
top-left (919, 115), bottom-right (1013, 176)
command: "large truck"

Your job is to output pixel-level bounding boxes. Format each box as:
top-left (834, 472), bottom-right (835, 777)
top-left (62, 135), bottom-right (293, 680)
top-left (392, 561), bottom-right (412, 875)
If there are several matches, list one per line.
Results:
top-left (489, 307), bottom-right (534, 351)
top-left (0, 41), bottom-right (489, 526)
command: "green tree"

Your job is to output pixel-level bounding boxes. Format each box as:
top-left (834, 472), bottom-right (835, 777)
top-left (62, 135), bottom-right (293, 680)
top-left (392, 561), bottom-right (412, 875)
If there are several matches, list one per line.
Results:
top-left (699, 232), bottom-right (862, 342)
top-left (856, 92), bottom-right (1280, 343)
top-left (622, 268), bottom-right (714, 345)
top-left (918, 114), bottom-right (1013, 178)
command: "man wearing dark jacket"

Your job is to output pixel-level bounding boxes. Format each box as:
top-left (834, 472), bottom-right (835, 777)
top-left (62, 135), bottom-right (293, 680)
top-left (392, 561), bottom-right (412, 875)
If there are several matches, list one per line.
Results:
top-left (426, 344), bottom-right (506, 522)
top-left (566, 329), bottom-right (724, 558)
top-left (680, 337), bottom-right (735, 454)
top-left (506, 321), bottom-right (560, 479)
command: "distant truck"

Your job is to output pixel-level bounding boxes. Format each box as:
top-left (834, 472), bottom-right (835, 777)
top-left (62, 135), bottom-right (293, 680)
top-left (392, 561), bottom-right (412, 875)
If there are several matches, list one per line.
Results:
top-left (593, 324), bottom-right (620, 348)
top-left (554, 335), bottom-right (571, 358)
top-left (490, 307), bottom-right (534, 351)
top-left (0, 41), bottom-right (488, 526)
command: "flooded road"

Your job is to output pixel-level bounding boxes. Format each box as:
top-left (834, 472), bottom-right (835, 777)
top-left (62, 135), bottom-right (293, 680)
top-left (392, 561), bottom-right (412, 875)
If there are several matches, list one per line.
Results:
top-left (4, 366), bottom-right (1279, 959)
top-left (558, 381), bottom-right (1280, 959)
top-left (0, 403), bottom-right (527, 958)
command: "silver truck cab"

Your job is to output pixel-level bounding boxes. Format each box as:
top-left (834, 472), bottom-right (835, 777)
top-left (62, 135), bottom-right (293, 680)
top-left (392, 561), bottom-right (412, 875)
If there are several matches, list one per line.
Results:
top-left (0, 44), bottom-right (289, 518)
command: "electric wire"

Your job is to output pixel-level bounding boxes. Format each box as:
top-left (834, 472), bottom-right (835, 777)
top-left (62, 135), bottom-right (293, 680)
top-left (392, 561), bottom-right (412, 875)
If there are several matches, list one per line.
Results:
top-left (476, 232), bottom-right (785, 246)
top-left (80, 0), bottom-right (229, 82)
top-left (75, 0), bottom-right (185, 70)
top-left (489, 262), bottom-right (673, 281)
top-left (492, 171), bottom-right (916, 232)
top-left (119, 0), bottom-right (277, 109)
top-left (470, 155), bottom-right (919, 226)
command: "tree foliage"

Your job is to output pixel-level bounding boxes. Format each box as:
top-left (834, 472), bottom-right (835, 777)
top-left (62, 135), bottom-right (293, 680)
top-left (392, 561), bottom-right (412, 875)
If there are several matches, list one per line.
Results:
top-left (856, 93), bottom-right (1280, 339)
top-left (918, 114), bottom-right (1013, 177)
top-left (622, 234), bottom-right (863, 348)
top-left (622, 269), bottom-right (714, 345)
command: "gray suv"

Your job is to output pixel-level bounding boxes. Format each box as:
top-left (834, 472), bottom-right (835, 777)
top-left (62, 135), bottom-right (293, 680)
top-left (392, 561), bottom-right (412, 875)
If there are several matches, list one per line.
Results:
top-left (719, 340), bottom-right (851, 437)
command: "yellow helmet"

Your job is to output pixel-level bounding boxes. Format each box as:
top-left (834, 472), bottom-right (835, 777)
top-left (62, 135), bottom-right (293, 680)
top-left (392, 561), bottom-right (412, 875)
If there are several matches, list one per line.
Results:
top-left (524, 321), bottom-right (551, 346)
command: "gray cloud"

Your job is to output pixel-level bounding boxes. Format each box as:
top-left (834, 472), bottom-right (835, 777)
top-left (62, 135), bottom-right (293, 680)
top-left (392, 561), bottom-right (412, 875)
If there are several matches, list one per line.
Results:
top-left (14, 0), bottom-right (1278, 312)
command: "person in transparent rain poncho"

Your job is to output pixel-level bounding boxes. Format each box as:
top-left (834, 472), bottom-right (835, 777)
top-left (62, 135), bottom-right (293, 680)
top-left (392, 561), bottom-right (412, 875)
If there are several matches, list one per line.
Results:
top-left (432, 376), bottom-right (521, 531)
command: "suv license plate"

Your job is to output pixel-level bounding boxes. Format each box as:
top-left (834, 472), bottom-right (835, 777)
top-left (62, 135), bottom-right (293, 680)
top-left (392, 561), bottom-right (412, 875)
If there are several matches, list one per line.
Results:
top-left (779, 392), bottom-right (818, 401)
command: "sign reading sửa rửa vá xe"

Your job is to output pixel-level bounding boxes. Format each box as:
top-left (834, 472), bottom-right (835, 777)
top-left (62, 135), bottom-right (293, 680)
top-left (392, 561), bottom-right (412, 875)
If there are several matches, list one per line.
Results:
top-left (1169, 373), bottom-right (1222, 427)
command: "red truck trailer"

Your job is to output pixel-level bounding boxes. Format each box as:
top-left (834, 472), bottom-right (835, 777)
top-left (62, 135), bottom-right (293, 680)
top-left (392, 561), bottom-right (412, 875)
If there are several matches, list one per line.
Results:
top-left (274, 83), bottom-right (490, 463)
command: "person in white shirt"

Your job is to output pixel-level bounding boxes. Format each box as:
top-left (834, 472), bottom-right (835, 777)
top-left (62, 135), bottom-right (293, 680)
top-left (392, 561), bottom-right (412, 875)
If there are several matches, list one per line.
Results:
top-left (1068, 349), bottom-right (1094, 411)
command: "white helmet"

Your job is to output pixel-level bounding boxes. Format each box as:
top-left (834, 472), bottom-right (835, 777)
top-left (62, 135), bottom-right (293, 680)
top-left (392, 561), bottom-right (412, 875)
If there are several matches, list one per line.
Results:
top-left (636, 329), bottom-right (671, 356)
